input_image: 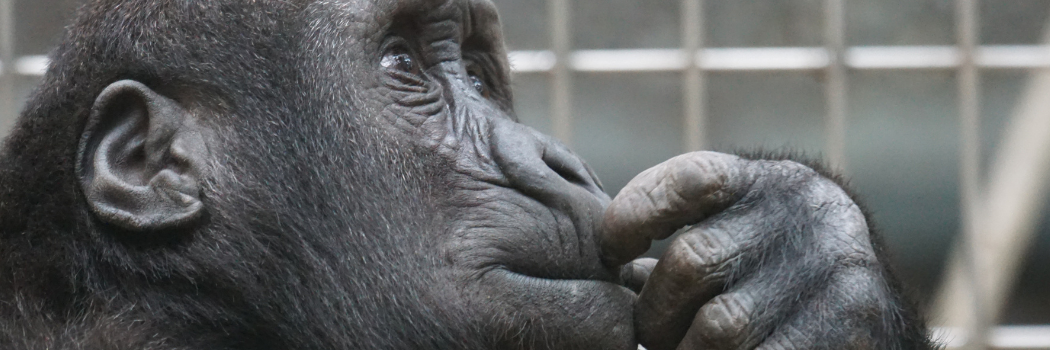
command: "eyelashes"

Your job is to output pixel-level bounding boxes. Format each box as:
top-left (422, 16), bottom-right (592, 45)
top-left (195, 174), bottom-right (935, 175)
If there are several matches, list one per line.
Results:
top-left (379, 37), bottom-right (503, 101)
top-left (466, 62), bottom-right (490, 98)
top-left (380, 40), bottom-right (424, 76)
top-left (465, 53), bottom-right (502, 100)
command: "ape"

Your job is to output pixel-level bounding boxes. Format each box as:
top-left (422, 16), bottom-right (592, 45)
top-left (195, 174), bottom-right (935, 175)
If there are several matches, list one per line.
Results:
top-left (0, 0), bottom-right (934, 349)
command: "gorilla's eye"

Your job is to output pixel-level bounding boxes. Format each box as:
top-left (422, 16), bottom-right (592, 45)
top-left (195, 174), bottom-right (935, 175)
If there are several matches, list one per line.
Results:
top-left (469, 73), bottom-right (486, 94)
top-left (466, 62), bottom-right (491, 98)
top-left (381, 45), bottom-right (423, 76)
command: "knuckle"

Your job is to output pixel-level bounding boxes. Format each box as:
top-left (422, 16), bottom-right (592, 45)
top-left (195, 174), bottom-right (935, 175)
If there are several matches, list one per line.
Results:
top-left (766, 326), bottom-right (814, 350)
top-left (757, 336), bottom-right (800, 350)
top-left (693, 294), bottom-right (752, 344)
top-left (745, 159), bottom-right (876, 255)
top-left (818, 206), bottom-right (876, 259)
top-left (659, 152), bottom-right (745, 207)
top-left (829, 267), bottom-right (886, 315)
top-left (748, 159), bottom-right (839, 203)
top-left (748, 159), bottom-right (815, 183)
top-left (670, 152), bottom-right (731, 195)
top-left (665, 233), bottom-right (727, 282)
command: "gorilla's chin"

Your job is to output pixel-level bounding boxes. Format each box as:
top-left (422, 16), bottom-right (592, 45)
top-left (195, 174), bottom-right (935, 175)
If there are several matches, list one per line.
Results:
top-left (465, 264), bottom-right (637, 350)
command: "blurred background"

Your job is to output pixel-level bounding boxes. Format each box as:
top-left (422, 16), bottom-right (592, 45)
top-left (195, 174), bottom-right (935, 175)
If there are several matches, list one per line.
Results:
top-left (1, 0), bottom-right (1049, 348)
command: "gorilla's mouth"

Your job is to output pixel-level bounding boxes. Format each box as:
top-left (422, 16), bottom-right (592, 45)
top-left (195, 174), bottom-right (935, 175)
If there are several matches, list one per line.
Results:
top-left (475, 120), bottom-right (619, 280)
top-left (494, 249), bottom-right (622, 286)
top-left (447, 180), bottom-right (619, 287)
top-left (449, 209), bottom-right (620, 284)
top-left (460, 221), bottom-right (638, 349)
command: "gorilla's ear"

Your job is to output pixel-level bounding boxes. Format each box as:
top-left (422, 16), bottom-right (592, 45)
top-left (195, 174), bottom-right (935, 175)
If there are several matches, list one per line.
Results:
top-left (77, 80), bottom-right (208, 232)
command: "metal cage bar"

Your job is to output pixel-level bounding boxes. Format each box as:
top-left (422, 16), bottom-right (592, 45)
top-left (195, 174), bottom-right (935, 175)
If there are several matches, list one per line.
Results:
top-left (824, 0), bottom-right (847, 170)
top-left (549, 0), bottom-right (573, 145)
top-left (955, 0), bottom-right (990, 347)
top-left (0, 0), bottom-right (14, 133)
top-left (681, 0), bottom-right (705, 152)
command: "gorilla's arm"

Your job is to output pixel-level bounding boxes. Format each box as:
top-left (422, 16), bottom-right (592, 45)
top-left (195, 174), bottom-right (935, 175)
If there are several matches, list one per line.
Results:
top-left (602, 151), bottom-right (936, 350)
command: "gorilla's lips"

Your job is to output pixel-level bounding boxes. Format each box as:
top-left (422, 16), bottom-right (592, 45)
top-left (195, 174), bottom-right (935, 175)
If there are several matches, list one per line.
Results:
top-left (446, 182), bottom-right (619, 284)
top-left (449, 209), bottom-right (637, 350)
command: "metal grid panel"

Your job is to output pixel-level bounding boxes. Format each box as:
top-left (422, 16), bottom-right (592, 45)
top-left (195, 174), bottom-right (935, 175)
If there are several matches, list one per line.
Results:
top-left (513, 0), bottom-right (1041, 349)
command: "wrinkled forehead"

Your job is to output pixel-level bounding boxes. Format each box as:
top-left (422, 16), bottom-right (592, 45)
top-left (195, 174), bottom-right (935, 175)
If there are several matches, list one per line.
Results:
top-left (307, 0), bottom-right (504, 42)
top-left (294, 0), bottom-right (510, 111)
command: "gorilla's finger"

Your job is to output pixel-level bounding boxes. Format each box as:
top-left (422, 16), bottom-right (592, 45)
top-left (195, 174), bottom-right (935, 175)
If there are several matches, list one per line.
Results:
top-left (675, 291), bottom-right (757, 350)
top-left (600, 152), bottom-right (750, 267)
top-left (619, 258), bottom-right (658, 293)
top-left (633, 213), bottom-right (764, 350)
top-left (754, 308), bottom-right (848, 350)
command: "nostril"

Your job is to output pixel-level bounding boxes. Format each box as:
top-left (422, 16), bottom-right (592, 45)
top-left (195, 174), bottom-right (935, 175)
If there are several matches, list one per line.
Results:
top-left (491, 120), bottom-right (612, 204)
top-left (541, 147), bottom-right (605, 194)
top-left (549, 160), bottom-right (589, 187)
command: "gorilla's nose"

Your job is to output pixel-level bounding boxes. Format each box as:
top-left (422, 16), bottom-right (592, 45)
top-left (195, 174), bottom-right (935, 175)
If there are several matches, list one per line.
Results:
top-left (490, 120), bottom-right (609, 204)
top-left (538, 137), bottom-right (605, 197)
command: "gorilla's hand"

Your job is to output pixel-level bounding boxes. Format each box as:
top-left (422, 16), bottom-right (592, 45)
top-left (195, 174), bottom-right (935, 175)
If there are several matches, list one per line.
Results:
top-left (601, 152), bottom-right (899, 350)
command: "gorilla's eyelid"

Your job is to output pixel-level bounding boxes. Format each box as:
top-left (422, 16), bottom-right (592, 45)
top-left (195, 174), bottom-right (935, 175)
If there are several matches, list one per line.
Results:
top-left (463, 53), bottom-right (505, 100)
top-left (464, 60), bottom-right (488, 93)
top-left (464, 53), bottom-right (495, 76)
top-left (378, 36), bottom-right (426, 72)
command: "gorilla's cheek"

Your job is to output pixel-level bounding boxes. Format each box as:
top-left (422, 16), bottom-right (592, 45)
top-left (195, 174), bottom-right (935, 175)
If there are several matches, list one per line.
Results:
top-left (375, 74), bottom-right (636, 348)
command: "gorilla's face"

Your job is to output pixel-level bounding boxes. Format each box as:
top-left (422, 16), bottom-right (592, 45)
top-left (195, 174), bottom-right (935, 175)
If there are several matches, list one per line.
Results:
top-left (192, 0), bottom-right (635, 348)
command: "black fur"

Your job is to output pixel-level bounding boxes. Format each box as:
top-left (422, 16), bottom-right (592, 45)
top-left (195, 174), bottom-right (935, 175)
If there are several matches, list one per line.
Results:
top-left (734, 150), bottom-right (938, 349)
top-left (1, 1), bottom-right (482, 348)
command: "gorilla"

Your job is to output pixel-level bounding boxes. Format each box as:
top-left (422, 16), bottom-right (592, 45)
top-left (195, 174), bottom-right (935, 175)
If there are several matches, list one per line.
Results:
top-left (0, 0), bottom-right (935, 349)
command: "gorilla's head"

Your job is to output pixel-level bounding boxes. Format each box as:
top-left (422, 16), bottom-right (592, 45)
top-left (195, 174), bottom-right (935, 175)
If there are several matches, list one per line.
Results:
top-left (0, 0), bottom-right (634, 349)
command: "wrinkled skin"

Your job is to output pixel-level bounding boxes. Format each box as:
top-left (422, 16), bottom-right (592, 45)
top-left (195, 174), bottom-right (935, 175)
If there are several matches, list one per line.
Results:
top-left (0, 0), bottom-right (933, 349)
top-left (607, 153), bottom-right (931, 349)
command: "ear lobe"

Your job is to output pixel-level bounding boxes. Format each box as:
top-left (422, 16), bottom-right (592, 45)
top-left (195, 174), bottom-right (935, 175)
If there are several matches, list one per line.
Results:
top-left (78, 80), bottom-right (208, 232)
